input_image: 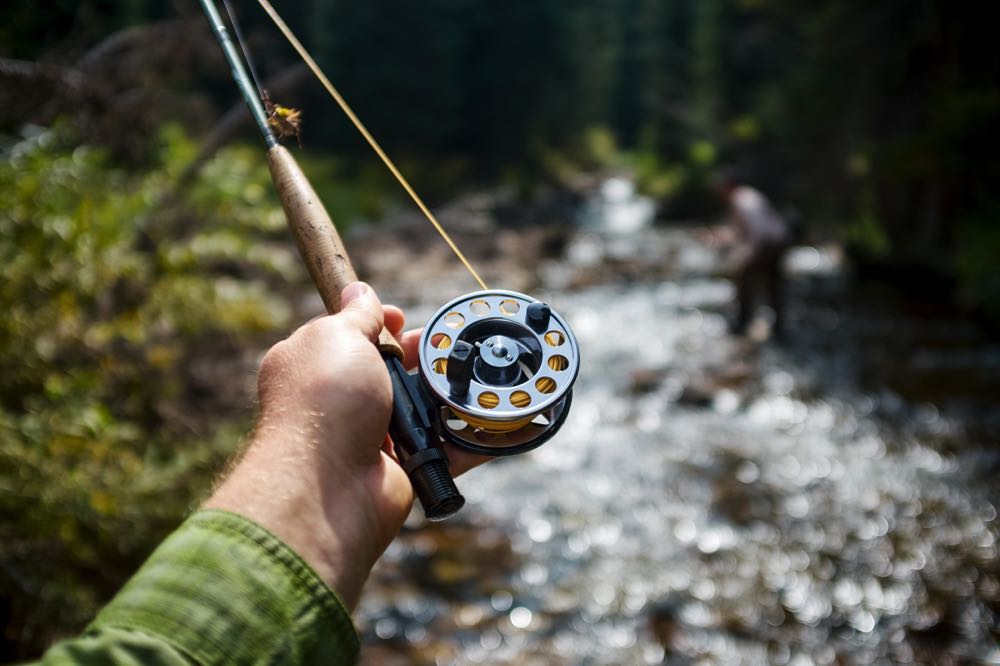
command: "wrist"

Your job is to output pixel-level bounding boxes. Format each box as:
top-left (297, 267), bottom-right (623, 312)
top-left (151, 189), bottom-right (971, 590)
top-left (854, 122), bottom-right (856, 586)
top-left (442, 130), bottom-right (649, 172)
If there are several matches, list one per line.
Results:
top-left (204, 431), bottom-right (388, 609)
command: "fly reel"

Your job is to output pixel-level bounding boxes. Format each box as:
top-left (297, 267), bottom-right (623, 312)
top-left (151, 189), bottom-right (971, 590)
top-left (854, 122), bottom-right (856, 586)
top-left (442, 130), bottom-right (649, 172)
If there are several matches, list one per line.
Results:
top-left (417, 290), bottom-right (580, 456)
top-left (387, 289), bottom-right (579, 520)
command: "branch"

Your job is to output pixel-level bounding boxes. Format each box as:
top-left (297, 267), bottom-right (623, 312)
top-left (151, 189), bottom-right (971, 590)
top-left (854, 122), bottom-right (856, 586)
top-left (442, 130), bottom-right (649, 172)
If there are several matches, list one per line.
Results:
top-left (79, 19), bottom-right (190, 70)
top-left (0, 57), bottom-right (84, 93)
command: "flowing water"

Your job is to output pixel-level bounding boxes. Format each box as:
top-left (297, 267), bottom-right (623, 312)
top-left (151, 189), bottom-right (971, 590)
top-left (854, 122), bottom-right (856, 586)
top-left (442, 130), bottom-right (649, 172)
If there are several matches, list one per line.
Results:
top-left (356, 178), bottom-right (1000, 665)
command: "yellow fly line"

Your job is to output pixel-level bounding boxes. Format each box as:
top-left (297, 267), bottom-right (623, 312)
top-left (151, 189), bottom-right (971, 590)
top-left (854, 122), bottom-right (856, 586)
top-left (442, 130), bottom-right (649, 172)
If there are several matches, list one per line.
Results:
top-left (256, 0), bottom-right (488, 291)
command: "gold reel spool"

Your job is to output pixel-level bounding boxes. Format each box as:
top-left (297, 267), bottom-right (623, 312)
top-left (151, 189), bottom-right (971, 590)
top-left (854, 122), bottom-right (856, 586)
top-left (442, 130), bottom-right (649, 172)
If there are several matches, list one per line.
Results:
top-left (418, 290), bottom-right (580, 455)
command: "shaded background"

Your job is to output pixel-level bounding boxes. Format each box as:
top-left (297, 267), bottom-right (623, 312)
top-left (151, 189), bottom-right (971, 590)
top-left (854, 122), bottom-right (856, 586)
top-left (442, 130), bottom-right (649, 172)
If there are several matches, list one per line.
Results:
top-left (1, 0), bottom-right (998, 662)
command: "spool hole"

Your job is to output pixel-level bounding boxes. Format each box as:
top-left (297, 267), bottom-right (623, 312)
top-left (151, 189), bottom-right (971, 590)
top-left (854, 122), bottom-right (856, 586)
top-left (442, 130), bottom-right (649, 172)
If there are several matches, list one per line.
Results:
top-left (510, 391), bottom-right (532, 408)
top-left (499, 300), bottom-right (520, 316)
top-left (433, 358), bottom-right (447, 374)
top-left (535, 377), bottom-right (557, 394)
top-left (478, 392), bottom-right (500, 409)
top-left (431, 333), bottom-right (452, 349)
top-left (444, 312), bottom-right (465, 329)
top-left (544, 331), bottom-right (565, 347)
top-left (470, 300), bottom-right (490, 315)
top-left (548, 355), bottom-right (569, 371)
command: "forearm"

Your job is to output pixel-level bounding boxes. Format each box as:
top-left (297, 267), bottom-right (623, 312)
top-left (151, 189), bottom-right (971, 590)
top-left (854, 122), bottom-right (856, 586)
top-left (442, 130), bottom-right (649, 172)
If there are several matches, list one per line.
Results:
top-left (36, 510), bottom-right (360, 665)
top-left (203, 425), bottom-right (400, 610)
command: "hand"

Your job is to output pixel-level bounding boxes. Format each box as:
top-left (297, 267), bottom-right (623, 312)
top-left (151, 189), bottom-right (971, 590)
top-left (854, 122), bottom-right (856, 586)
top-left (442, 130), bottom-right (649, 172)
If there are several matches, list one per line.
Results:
top-left (205, 282), bottom-right (488, 609)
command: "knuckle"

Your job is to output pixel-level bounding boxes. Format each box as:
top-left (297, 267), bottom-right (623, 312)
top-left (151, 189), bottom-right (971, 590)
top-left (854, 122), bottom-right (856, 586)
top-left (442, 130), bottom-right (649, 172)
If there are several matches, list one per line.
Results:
top-left (341, 308), bottom-right (382, 340)
top-left (257, 339), bottom-right (292, 397)
top-left (259, 339), bottom-right (289, 376)
top-left (302, 314), bottom-right (344, 342)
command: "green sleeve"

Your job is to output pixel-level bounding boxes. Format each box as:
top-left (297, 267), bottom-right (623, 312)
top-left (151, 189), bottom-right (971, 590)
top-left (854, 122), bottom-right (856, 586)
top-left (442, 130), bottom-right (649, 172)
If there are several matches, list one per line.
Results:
top-left (36, 510), bottom-right (360, 665)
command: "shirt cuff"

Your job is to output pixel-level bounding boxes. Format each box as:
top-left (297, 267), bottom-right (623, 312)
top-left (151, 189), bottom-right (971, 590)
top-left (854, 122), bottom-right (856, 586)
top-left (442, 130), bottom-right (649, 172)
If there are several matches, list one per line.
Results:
top-left (89, 509), bottom-right (360, 665)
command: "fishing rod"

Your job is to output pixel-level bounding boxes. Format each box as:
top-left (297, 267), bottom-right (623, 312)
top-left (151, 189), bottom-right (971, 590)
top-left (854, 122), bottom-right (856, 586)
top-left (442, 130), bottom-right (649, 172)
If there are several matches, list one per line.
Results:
top-left (198, 0), bottom-right (580, 520)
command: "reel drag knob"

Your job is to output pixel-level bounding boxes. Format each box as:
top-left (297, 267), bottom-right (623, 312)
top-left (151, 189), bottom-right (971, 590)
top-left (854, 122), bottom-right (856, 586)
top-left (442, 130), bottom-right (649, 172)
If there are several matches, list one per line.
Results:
top-left (418, 290), bottom-right (580, 456)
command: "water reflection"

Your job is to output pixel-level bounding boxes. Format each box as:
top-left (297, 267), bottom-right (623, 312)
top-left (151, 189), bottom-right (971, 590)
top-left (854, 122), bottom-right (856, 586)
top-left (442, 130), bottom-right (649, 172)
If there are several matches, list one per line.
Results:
top-left (357, 180), bottom-right (1000, 664)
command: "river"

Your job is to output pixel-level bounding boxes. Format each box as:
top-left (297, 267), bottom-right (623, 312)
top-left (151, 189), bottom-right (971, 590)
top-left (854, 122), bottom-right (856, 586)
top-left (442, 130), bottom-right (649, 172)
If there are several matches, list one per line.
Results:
top-left (354, 178), bottom-right (1000, 665)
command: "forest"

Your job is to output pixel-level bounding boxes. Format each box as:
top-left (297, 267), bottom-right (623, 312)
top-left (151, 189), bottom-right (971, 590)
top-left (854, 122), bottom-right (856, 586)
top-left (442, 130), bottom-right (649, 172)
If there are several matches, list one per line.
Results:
top-left (2, 0), bottom-right (998, 661)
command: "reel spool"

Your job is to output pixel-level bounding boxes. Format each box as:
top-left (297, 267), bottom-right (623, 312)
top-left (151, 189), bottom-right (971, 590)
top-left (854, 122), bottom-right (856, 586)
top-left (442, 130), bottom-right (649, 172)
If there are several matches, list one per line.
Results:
top-left (417, 290), bottom-right (580, 456)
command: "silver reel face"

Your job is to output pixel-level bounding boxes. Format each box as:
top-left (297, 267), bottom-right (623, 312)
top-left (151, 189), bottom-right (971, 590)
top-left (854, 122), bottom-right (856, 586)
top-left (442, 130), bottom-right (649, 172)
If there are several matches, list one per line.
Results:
top-left (418, 290), bottom-right (580, 454)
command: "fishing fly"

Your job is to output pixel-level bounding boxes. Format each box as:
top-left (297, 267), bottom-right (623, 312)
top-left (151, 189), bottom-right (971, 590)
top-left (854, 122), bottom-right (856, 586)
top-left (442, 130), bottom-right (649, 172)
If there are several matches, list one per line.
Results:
top-left (199, 0), bottom-right (580, 519)
top-left (262, 90), bottom-right (302, 146)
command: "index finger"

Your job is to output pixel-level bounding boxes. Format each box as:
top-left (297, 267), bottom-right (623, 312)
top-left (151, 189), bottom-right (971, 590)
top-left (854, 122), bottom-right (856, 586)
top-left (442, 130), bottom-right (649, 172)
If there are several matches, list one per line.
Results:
top-left (446, 444), bottom-right (492, 477)
top-left (399, 328), bottom-right (423, 371)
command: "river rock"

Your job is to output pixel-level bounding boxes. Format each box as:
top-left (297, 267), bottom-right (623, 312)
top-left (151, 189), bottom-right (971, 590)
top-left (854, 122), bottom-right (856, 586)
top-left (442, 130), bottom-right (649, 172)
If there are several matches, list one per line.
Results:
top-left (629, 366), bottom-right (669, 394)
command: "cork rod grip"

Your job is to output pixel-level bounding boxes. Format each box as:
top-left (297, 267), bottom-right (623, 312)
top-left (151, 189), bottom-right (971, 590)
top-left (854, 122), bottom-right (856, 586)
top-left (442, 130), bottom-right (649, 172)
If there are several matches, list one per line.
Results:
top-left (267, 145), bottom-right (404, 358)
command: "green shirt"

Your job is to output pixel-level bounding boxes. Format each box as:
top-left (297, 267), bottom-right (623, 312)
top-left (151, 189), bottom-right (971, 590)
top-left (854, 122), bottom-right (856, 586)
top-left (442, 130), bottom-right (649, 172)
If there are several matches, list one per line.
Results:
top-left (35, 510), bottom-right (360, 665)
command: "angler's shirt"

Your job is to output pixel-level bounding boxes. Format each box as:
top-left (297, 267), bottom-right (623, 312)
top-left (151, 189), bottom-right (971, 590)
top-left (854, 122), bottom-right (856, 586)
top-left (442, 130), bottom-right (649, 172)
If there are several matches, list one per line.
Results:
top-left (729, 185), bottom-right (788, 246)
top-left (33, 510), bottom-right (360, 665)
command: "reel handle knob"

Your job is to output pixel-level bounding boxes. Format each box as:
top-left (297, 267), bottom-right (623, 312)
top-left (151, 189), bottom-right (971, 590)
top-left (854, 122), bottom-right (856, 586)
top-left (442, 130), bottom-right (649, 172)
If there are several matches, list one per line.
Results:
top-left (446, 340), bottom-right (476, 398)
top-left (526, 302), bottom-right (552, 332)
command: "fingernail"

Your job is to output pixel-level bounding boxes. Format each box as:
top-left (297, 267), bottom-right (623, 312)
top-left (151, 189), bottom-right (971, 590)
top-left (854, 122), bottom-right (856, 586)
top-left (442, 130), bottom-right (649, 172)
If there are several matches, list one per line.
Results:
top-left (341, 281), bottom-right (370, 305)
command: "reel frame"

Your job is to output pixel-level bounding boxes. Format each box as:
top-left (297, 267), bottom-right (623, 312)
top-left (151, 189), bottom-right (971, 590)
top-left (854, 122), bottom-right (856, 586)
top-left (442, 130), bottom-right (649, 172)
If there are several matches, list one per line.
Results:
top-left (417, 290), bottom-right (580, 456)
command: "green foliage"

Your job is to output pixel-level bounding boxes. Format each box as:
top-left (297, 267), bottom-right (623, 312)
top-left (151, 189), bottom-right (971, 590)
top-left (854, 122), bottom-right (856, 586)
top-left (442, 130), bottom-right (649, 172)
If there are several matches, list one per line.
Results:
top-left (844, 183), bottom-right (890, 257)
top-left (0, 125), bottom-right (295, 656)
top-left (581, 127), bottom-right (619, 169)
top-left (955, 201), bottom-right (1000, 320)
top-left (846, 213), bottom-right (891, 258)
top-left (634, 153), bottom-right (685, 201)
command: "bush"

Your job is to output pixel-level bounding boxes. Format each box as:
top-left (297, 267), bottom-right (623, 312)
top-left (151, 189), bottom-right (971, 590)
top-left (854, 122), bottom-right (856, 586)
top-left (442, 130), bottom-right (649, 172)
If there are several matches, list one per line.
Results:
top-left (0, 124), bottom-right (297, 659)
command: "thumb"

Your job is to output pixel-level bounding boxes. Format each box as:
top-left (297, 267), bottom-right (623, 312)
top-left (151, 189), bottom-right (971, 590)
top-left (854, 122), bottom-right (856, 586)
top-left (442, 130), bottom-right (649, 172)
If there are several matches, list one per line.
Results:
top-left (339, 281), bottom-right (384, 342)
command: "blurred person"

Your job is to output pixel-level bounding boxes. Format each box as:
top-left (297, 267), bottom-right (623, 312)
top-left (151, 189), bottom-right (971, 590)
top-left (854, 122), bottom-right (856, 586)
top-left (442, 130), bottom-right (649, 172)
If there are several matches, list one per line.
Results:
top-left (712, 169), bottom-right (791, 339)
top-left (32, 282), bottom-right (488, 665)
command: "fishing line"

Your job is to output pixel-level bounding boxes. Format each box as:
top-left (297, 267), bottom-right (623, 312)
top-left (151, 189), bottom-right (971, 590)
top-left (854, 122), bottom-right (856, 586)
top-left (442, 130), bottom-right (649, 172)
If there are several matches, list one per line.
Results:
top-left (255, 0), bottom-right (489, 291)
top-left (221, 0), bottom-right (266, 104)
